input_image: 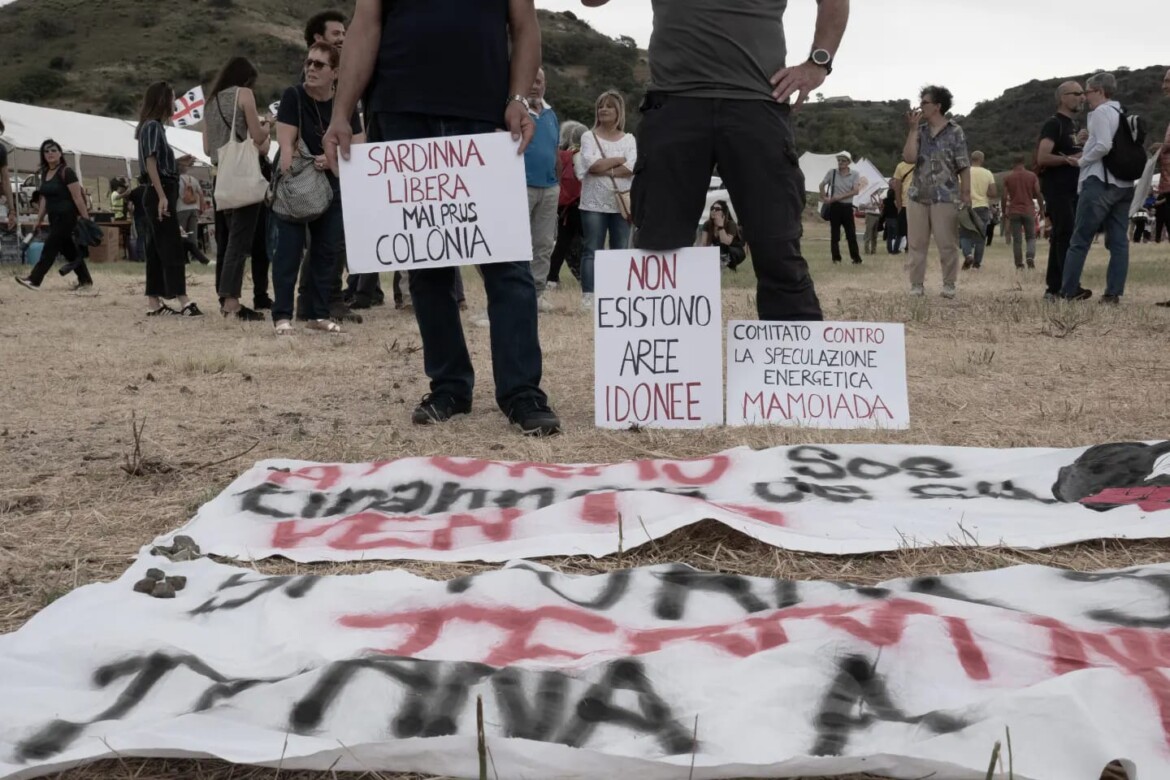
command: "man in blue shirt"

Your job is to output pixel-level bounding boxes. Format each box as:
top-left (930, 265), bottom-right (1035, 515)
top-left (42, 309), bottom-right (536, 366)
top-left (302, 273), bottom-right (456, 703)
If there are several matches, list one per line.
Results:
top-left (524, 68), bottom-right (560, 311)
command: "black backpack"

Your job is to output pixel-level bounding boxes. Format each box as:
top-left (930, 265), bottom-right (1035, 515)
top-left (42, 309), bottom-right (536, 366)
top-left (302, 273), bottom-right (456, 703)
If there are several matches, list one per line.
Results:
top-left (1103, 105), bottom-right (1147, 181)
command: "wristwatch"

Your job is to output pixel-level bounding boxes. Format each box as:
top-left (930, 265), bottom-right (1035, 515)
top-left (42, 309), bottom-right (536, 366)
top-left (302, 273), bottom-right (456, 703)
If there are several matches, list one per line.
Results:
top-left (506, 94), bottom-right (531, 111)
top-left (809, 48), bottom-right (833, 75)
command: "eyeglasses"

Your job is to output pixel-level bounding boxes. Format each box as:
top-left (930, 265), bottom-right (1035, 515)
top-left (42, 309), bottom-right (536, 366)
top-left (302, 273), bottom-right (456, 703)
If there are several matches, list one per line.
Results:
top-left (304, 59), bottom-right (330, 71)
top-left (1064, 91), bottom-right (1085, 97)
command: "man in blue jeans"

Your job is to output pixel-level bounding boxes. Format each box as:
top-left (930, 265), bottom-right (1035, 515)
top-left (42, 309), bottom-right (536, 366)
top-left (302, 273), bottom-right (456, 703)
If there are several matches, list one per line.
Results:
top-left (324, 0), bottom-right (561, 436)
top-left (1060, 72), bottom-right (1135, 304)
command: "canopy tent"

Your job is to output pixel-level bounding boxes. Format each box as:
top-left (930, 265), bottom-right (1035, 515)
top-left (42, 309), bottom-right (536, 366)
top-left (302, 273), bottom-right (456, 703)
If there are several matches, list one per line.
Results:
top-left (0, 100), bottom-right (210, 181)
top-left (799, 152), bottom-right (887, 206)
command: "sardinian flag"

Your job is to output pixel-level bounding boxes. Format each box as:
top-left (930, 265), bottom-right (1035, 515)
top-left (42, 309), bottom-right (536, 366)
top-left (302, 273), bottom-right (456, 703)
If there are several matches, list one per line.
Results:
top-left (172, 86), bottom-right (205, 128)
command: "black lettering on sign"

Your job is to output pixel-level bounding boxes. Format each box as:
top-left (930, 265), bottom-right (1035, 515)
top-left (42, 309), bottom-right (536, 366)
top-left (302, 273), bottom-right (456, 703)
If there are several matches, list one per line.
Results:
top-left (448, 564), bottom-right (633, 611)
top-left (754, 477), bottom-right (872, 504)
top-left (811, 654), bottom-right (968, 756)
top-left (652, 564), bottom-right (770, 620)
top-left (1062, 570), bottom-right (1170, 628)
top-left (189, 572), bottom-right (319, 616)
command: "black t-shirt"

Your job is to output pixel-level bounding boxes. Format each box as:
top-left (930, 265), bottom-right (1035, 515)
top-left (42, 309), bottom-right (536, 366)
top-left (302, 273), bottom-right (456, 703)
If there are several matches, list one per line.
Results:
top-left (368, 0), bottom-right (508, 125)
top-left (277, 85), bottom-right (361, 159)
top-left (1039, 113), bottom-right (1082, 193)
top-left (882, 189), bottom-right (898, 219)
top-left (0, 144), bottom-right (8, 170)
top-left (39, 166), bottom-right (79, 217)
top-left (128, 185), bottom-right (148, 222)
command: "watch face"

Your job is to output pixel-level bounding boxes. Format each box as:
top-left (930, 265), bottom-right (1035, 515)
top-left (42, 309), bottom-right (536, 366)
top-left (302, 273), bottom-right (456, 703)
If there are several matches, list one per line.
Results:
top-left (812, 49), bottom-right (831, 66)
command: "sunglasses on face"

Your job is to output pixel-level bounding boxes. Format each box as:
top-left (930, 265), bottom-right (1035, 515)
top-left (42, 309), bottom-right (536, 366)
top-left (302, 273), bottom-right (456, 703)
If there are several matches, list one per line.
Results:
top-left (304, 59), bottom-right (330, 71)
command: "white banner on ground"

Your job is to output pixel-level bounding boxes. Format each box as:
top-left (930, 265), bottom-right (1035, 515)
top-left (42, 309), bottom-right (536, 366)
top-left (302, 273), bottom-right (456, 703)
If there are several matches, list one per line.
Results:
top-left (726, 321), bottom-right (909, 428)
top-left (339, 133), bottom-right (531, 274)
top-left (594, 247), bottom-right (723, 429)
top-left (2, 556), bottom-right (1167, 780)
top-left (159, 442), bottom-right (1170, 563)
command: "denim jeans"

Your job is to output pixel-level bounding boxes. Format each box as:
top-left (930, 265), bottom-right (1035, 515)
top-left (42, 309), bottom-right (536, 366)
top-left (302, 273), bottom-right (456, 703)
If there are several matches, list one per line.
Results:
top-left (580, 210), bottom-right (631, 294)
top-left (369, 112), bottom-right (547, 413)
top-left (271, 191), bottom-right (344, 322)
top-left (958, 206), bottom-right (991, 266)
top-left (1060, 177), bottom-right (1132, 298)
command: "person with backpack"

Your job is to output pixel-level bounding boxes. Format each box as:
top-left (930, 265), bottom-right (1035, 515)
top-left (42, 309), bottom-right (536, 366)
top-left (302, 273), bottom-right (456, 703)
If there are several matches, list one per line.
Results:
top-left (1060, 72), bottom-right (1144, 305)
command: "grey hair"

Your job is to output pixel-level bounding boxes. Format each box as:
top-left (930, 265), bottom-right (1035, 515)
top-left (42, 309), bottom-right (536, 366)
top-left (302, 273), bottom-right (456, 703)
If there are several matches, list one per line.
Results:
top-left (1086, 72), bottom-right (1117, 97)
top-left (560, 120), bottom-right (587, 150)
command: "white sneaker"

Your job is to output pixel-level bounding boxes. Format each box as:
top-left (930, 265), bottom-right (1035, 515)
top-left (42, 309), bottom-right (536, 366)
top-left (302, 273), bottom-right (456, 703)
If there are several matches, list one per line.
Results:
top-left (546, 281), bottom-right (559, 290)
top-left (581, 293), bottom-right (594, 311)
top-left (909, 284), bottom-right (925, 297)
top-left (941, 283), bottom-right (957, 299)
top-left (473, 309), bottom-right (490, 328)
top-left (536, 294), bottom-right (554, 313)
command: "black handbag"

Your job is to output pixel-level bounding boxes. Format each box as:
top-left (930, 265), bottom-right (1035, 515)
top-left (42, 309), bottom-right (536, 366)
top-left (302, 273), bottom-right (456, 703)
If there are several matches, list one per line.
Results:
top-left (73, 217), bottom-right (103, 248)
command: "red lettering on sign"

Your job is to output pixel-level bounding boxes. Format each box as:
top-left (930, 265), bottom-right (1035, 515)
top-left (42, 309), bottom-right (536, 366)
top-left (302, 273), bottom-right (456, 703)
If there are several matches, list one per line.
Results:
top-left (426, 455), bottom-right (731, 485)
top-left (266, 465), bottom-right (342, 491)
top-left (271, 508), bottom-right (523, 552)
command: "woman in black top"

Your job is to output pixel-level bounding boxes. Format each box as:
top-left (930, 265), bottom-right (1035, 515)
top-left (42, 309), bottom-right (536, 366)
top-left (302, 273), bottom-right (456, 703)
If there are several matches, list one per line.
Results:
top-left (697, 200), bottom-right (746, 270)
top-left (136, 81), bottom-right (202, 316)
top-left (14, 139), bottom-right (94, 291)
top-left (882, 181), bottom-right (901, 255)
top-left (271, 42), bottom-right (363, 335)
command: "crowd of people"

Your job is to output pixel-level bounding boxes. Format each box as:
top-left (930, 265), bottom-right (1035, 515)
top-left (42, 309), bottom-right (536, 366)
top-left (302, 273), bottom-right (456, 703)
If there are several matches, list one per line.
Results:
top-left (1, 0), bottom-right (1167, 437)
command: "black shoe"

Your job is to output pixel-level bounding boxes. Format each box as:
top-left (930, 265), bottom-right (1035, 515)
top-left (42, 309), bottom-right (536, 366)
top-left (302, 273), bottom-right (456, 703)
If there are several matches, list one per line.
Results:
top-left (412, 393), bottom-right (471, 425)
top-left (348, 296), bottom-right (373, 310)
top-left (1156, 300), bottom-right (1170, 308)
top-left (1063, 288), bottom-right (1093, 302)
top-left (1026, 261), bottom-right (1035, 269)
top-left (851, 258), bottom-right (862, 265)
top-left (146, 303), bottom-right (178, 316)
top-left (226, 305), bottom-right (266, 322)
top-left (14, 276), bottom-right (40, 291)
top-left (962, 259), bottom-right (974, 270)
top-left (253, 296), bottom-right (273, 311)
top-left (508, 397), bottom-right (562, 437)
top-left (1100, 294), bottom-right (1120, 305)
top-left (180, 302), bottom-right (204, 317)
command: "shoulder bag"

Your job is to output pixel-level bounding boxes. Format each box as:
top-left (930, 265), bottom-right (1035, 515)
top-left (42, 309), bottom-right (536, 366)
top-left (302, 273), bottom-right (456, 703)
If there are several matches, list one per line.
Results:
top-left (594, 133), bottom-right (634, 224)
top-left (213, 91), bottom-right (270, 210)
top-left (269, 88), bottom-right (334, 223)
top-left (819, 172), bottom-right (835, 221)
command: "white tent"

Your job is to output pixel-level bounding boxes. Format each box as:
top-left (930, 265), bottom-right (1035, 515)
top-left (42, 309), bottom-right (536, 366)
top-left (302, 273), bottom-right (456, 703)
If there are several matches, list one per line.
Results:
top-left (799, 152), bottom-right (887, 206)
top-left (0, 100), bottom-right (210, 181)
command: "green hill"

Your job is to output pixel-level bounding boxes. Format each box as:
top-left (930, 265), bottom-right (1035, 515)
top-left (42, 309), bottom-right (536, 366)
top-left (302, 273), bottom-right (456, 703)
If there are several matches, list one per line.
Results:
top-left (0, 1), bottom-right (1164, 179)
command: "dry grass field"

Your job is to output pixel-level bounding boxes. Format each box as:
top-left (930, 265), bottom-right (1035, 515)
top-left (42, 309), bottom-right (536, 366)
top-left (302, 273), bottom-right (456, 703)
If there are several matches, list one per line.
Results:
top-left (1, 223), bottom-right (1168, 780)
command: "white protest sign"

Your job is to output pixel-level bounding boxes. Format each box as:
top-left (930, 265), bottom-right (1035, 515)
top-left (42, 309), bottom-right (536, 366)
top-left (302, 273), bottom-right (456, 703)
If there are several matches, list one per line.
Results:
top-left (339, 133), bottom-right (531, 274)
top-left (594, 247), bottom-right (723, 429)
top-left (727, 321), bottom-right (909, 429)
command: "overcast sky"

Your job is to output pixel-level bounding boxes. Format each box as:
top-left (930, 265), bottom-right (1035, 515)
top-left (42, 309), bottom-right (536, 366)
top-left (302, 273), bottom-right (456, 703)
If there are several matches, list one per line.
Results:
top-left (538, 0), bottom-right (1168, 114)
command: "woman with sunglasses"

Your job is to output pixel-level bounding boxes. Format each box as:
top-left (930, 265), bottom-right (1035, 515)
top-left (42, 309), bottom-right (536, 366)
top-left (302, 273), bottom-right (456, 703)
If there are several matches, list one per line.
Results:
top-left (271, 42), bottom-right (364, 335)
top-left (698, 200), bottom-right (746, 270)
top-left (204, 56), bottom-right (270, 321)
top-left (14, 140), bottom-right (94, 291)
top-left (136, 81), bottom-right (203, 316)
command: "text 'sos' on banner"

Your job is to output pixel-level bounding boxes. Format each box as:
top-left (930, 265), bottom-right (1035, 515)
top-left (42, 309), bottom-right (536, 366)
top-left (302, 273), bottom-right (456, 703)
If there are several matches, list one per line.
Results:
top-left (339, 133), bottom-right (532, 274)
top-left (594, 247), bottom-right (723, 429)
top-left (727, 321), bottom-right (909, 429)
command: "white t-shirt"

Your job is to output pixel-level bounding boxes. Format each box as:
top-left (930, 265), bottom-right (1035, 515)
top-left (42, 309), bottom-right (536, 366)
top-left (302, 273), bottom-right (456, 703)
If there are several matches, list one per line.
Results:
top-left (576, 131), bottom-right (637, 214)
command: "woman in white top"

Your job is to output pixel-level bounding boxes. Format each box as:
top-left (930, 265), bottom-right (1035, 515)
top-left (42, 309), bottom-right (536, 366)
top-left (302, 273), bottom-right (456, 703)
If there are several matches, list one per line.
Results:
top-left (575, 90), bottom-right (636, 309)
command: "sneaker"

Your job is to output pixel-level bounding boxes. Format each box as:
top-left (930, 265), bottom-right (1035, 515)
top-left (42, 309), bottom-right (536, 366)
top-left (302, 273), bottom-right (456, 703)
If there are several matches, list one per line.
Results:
top-left (147, 303), bottom-right (178, 317)
top-left (1063, 288), bottom-right (1093, 302)
top-left (941, 283), bottom-right (957, 299)
top-left (851, 258), bottom-right (862, 265)
top-left (546, 280), bottom-right (559, 290)
top-left (909, 284), bottom-right (925, 297)
top-left (508, 397), bottom-right (562, 437)
top-left (14, 276), bottom-right (39, 291)
top-left (1043, 292), bottom-right (1058, 303)
top-left (253, 296), bottom-right (274, 311)
top-left (71, 282), bottom-right (94, 292)
top-left (1100, 294), bottom-right (1120, 306)
top-left (180, 302), bottom-right (204, 317)
top-left (229, 306), bottom-right (266, 322)
top-left (581, 293), bottom-right (594, 311)
top-left (412, 393), bottom-right (471, 425)
top-left (962, 258), bottom-right (973, 270)
top-left (536, 294), bottom-right (554, 313)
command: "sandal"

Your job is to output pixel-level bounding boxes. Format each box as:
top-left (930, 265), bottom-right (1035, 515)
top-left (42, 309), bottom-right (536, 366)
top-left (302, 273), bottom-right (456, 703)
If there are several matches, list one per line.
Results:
top-left (307, 319), bottom-right (343, 334)
top-left (274, 320), bottom-right (294, 336)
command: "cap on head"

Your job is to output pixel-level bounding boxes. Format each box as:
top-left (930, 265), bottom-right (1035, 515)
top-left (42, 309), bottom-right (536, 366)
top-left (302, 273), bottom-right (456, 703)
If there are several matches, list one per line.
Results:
top-left (836, 151), bottom-right (852, 163)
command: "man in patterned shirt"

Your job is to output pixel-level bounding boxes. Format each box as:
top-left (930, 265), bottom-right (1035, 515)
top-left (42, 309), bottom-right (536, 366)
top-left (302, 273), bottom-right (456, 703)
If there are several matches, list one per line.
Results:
top-left (902, 85), bottom-right (971, 299)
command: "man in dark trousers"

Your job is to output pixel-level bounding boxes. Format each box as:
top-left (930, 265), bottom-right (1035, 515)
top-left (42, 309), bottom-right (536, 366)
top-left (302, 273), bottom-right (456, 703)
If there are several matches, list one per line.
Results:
top-left (584, 0), bottom-right (850, 321)
top-left (325, 0), bottom-right (561, 436)
top-left (1035, 81), bottom-right (1086, 302)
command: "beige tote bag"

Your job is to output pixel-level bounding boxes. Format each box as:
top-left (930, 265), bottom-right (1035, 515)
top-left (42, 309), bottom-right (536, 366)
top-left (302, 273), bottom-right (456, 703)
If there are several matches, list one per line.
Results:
top-left (213, 93), bottom-right (269, 210)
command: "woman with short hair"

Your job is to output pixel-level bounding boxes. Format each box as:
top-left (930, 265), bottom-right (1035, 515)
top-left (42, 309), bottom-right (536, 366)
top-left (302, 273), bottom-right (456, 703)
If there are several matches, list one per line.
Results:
top-left (698, 200), bottom-right (746, 270)
top-left (136, 81), bottom-right (202, 316)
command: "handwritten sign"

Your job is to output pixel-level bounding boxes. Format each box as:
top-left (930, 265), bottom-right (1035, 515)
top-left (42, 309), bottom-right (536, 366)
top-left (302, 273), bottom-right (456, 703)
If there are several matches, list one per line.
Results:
top-left (594, 247), bottom-right (723, 429)
top-left (726, 321), bottom-right (909, 429)
top-left (339, 133), bottom-right (531, 274)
